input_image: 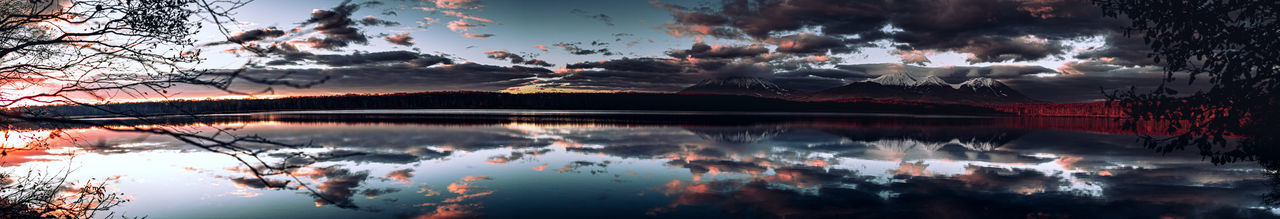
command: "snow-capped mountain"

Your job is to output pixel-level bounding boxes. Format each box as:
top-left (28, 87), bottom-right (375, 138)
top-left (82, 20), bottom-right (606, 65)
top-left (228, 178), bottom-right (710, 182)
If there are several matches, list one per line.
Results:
top-left (914, 75), bottom-right (951, 87)
top-left (866, 72), bottom-right (918, 86)
top-left (959, 78), bottom-right (1015, 96)
top-left (807, 75), bottom-right (1039, 104)
top-left (678, 77), bottom-right (793, 98)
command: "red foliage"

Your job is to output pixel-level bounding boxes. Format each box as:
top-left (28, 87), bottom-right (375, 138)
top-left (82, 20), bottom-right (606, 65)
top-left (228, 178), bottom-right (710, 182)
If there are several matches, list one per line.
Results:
top-left (986, 102), bottom-right (1125, 118)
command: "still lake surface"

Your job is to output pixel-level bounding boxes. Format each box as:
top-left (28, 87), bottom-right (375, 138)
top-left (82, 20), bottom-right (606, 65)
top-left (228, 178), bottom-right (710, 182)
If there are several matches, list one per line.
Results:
top-left (3, 110), bottom-right (1276, 218)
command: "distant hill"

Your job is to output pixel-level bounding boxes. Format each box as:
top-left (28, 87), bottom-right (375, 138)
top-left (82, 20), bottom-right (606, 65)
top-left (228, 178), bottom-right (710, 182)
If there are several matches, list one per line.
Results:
top-left (678, 73), bottom-right (1041, 104)
top-left (678, 77), bottom-right (793, 98)
top-left (22, 92), bottom-right (1009, 118)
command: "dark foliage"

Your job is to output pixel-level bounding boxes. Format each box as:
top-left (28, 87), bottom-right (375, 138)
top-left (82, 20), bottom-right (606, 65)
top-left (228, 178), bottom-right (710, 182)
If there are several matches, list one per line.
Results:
top-left (1095, 0), bottom-right (1280, 204)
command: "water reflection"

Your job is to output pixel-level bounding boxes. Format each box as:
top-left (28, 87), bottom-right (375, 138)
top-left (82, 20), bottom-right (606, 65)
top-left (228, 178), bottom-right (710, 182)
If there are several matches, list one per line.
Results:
top-left (1, 113), bottom-right (1275, 218)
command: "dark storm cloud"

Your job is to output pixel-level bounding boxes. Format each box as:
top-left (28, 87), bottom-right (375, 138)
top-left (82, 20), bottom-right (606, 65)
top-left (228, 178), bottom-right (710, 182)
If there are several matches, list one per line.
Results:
top-left (767, 33), bottom-right (855, 54)
top-left (884, 0), bottom-right (1121, 62)
top-left (664, 43), bottom-right (768, 59)
top-left (303, 1), bottom-right (369, 49)
top-left (654, 0), bottom-right (889, 40)
top-left (1073, 33), bottom-right (1158, 66)
top-left (484, 50), bottom-right (555, 67)
top-left (957, 36), bottom-right (1068, 63)
top-left (570, 9), bottom-right (615, 26)
top-left (1057, 60), bottom-right (1121, 75)
top-left (549, 53), bottom-right (839, 91)
top-left (655, 0), bottom-right (1127, 63)
top-left (215, 28), bottom-right (286, 45)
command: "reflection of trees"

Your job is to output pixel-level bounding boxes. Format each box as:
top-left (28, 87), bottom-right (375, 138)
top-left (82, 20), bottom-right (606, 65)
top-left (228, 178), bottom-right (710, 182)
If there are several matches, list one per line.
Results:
top-left (0, 0), bottom-right (337, 214)
top-left (1094, 1), bottom-right (1279, 205)
top-left (0, 165), bottom-right (127, 218)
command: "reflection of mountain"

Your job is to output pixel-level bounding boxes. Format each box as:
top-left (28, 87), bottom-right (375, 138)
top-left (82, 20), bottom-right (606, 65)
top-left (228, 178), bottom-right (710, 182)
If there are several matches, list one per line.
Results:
top-left (817, 125), bottom-right (1027, 152)
top-left (683, 125), bottom-right (789, 143)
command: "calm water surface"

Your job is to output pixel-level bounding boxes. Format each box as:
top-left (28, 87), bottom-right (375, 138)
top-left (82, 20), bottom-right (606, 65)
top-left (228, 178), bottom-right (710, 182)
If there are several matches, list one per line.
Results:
top-left (3, 111), bottom-right (1276, 218)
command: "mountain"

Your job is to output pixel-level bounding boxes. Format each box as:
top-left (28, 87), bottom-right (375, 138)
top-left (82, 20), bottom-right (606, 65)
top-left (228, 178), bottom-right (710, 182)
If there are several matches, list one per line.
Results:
top-left (805, 73), bottom-right (917, 101)
top-left (865, 72), bottom-right (918, 86)
top-left (807, 74), bottom-right (1039, 104)
top-left (678, 77), bottom-right (793, 98)
top-left (914, 75), bottom-right (950, 87)
top-left (956, 78), bottom-right (1038, 103)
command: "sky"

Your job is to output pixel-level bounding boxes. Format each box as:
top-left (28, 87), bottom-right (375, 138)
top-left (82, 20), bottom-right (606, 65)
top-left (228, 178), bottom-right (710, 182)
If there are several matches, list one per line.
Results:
top-left (185, 0), bottom-right (1210, 103)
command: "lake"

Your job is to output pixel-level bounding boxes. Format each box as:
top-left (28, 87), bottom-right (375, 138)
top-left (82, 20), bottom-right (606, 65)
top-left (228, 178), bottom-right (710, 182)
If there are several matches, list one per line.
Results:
top-left (2, 110), bottom-right (1275, 218)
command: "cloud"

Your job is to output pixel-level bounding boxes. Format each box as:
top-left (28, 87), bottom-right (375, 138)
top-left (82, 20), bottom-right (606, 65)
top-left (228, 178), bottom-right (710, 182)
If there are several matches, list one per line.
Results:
top-left (302, 1), bottom-right (370, 50)
top-left (1057, 60), bottom-right (1120, 75)
top-left (358, 16), bottom-right (400, 26)
top-left (386, 169), bottom-right (414, 182)
top-left (1073, 33), bottom-right (1158, 66)
top-left (384, 33), bottom-right (415, 46)
top-left (653, 0), bottom-right (888, 40)
top-left (655, 0), bottom-right (1127, 63)
top-left (314, 148), bottom-right (452, 164)
top-left (533, 45), bottom-right (549, 51)
top-left (566, 57), bottom-right (685, 73)
top-left (958, 35), bottom-right (1067, 63)
top-left (541, 51), bottom-right (842, 91)
top-left (836, 63), bottom-right (1057, 82)
top-left (665, 43), bottom-right (768, 59)
top-left (554, 42), bottom-right (614, 55)
top-left (421, 1), bottom-right (498, 38)
top-left (463, 33), bottom-right (495, 38)
top-left (668, 159), bottom-right (767, 175)
top-left (447, 20), bottom-right (485, 32)
top-left (304, 166), bottom-right (370, 209)
top-left (220, 28), bottom-right (286, 44)
top-left (484, 50), bottom-right (555, 67)
top-left (892, 49), bottom-right (933, 66)
top-left (229, 177), bottom-right (292, 189)
top-left (658, 22), bottom-right (744, 40)
top-left (432, 0), bottom-right (482, 10)
top-left (1003, 64), bottom-right (1210, 102)
top-left (570, 9), bottom-right (614, 26)
top-left (766, 33), bottom-right (855, 55)
top-left (442, 10), bottom-right (496, 24)
top-left (266, 50), bottom-right (452, 67)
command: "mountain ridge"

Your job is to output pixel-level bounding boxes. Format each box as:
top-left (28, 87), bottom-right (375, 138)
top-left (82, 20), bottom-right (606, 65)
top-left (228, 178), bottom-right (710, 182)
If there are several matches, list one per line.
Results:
top-left (688, 74), bottom-right (1041, 104)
